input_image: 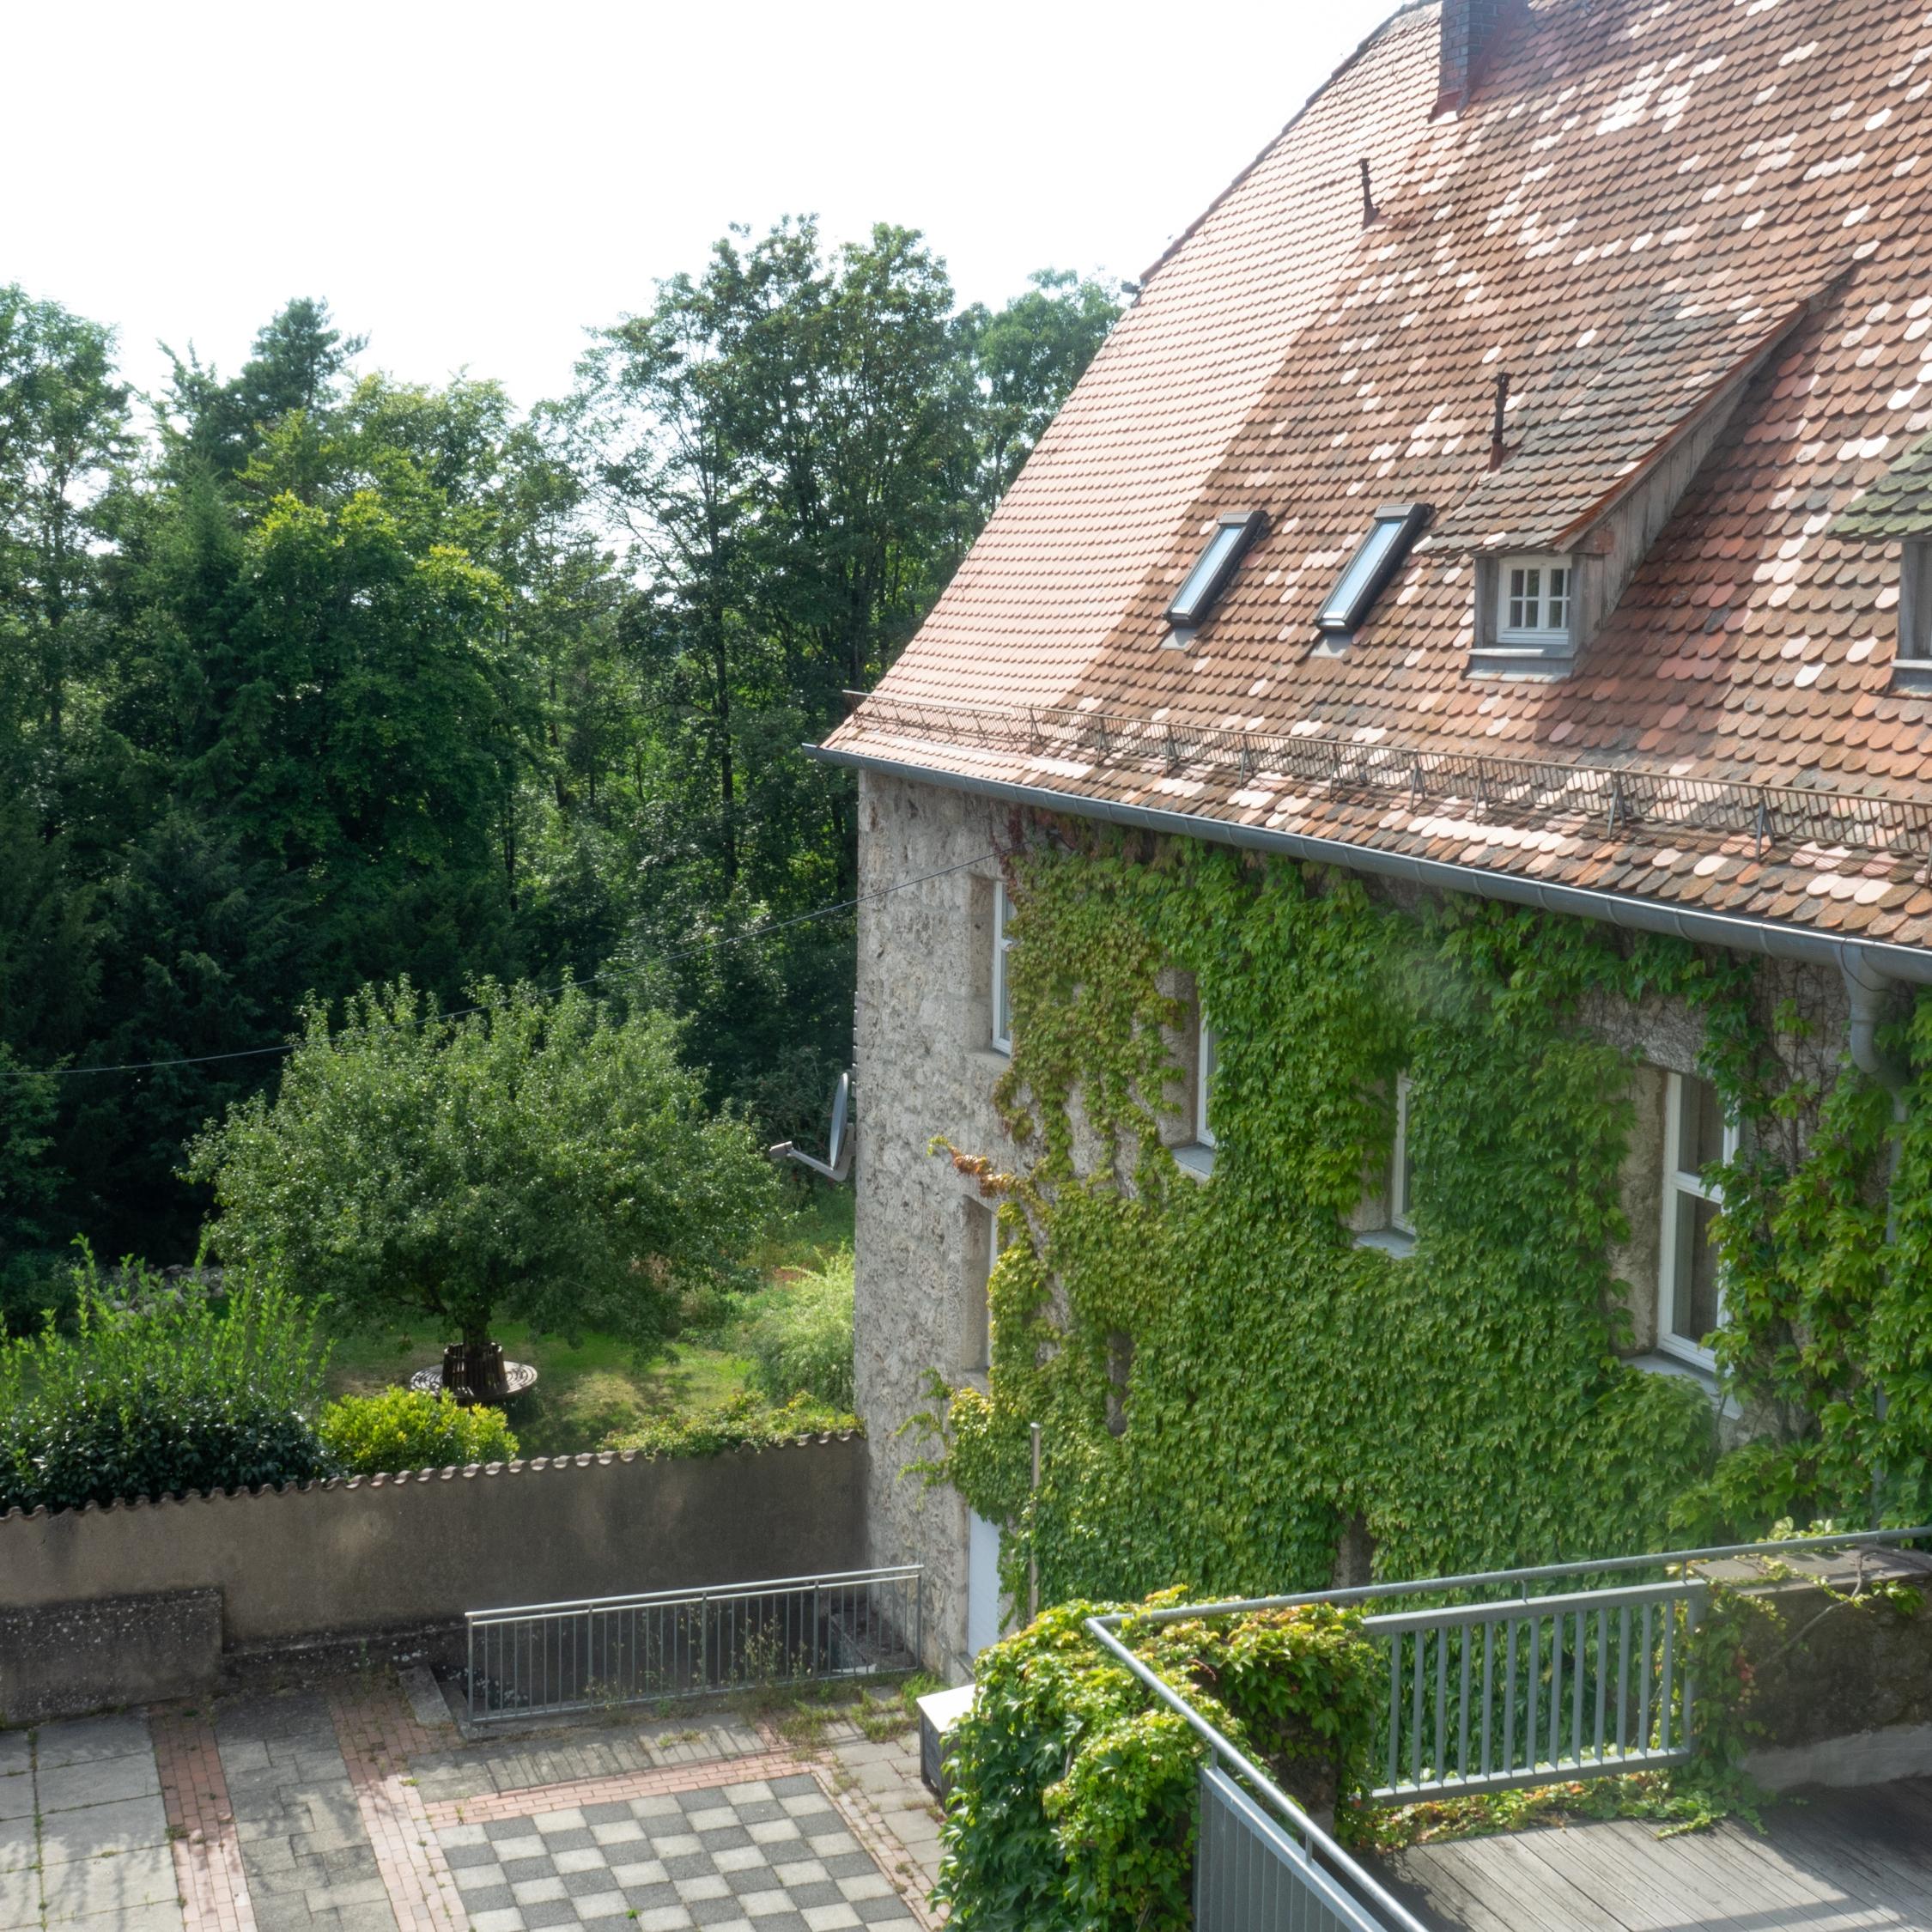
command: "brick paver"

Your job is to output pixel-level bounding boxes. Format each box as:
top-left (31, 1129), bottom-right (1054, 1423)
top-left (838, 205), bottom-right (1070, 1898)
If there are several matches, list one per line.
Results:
top-left (154, 1705), bottom-right (256, 1932)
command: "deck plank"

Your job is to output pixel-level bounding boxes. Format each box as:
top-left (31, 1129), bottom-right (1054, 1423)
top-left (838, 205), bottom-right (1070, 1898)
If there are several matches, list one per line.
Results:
top-left (1374, 1779), bottom-right (1932, 1932)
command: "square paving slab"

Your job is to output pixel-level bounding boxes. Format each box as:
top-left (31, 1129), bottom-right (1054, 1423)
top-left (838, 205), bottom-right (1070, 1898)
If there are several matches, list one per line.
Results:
top-left (440, 1772), bottom-right (920, 1932)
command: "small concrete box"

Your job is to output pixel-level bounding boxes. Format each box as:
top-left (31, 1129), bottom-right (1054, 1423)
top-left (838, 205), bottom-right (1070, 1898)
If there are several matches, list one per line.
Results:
top-left (916, 1682), bottom-right (977, 1797)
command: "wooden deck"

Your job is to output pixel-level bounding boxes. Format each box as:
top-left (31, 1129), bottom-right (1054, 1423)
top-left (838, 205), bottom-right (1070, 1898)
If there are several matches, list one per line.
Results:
top-left (1377, 1778), bottom-right (1932, 1931)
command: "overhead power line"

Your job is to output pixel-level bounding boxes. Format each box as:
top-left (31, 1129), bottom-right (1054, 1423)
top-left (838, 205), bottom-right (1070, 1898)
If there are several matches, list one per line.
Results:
top-left (2, 852), bottom-right (996, 1084)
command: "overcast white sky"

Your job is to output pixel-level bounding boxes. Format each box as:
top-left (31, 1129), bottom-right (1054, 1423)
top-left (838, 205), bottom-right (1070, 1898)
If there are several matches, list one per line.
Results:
top-left (4, 0), bottom-right (1397, 413)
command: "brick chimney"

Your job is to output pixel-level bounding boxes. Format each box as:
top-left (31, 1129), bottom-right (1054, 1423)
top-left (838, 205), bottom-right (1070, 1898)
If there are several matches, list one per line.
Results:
top-left (1436, 0), bottom-right (1518, 117)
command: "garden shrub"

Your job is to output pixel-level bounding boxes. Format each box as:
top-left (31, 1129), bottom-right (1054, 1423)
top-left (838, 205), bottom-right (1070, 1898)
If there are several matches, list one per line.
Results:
top-left (939, 1591), bottom-right (1381, 1932)
top-left (318, 1386), bottom-right (518, 1473)
top-left (605, 1391), bottom-right (857, 1457)
top-left (735, 1248), bottom-right (855, 1411)
top-left (0, 1250), bottom-right (331, 1513)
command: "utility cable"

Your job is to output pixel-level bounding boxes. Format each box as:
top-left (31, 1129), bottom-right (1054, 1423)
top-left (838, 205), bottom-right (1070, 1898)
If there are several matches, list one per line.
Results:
top-left (2, 851), bottom-right (997, 1082)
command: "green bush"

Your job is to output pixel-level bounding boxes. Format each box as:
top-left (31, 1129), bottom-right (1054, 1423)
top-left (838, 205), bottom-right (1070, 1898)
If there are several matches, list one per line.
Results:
top-left (605, 1391), bottom-right (857, 1458)
top-left (939, 1592), bottom-right (1382, 1932)
top-left (0, 1249), bottom-right (331, 1514)
top-left (734, 1248), bottom-right (854, 1411)
top-left (318, 1387), bottom-right (519, 1474)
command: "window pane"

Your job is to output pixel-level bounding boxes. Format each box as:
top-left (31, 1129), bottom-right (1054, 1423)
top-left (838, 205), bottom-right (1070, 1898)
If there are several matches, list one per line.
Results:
top-left (1319, 517), bottom-right (1403, 628)
top-left (1547, 567), bottom-right (1571, 628)
top-left (1679, 1073), bottom-right (1726, 1176)
top-left (1170, 522), bottom-right (1248, 623)
top-left (1670, 1193), bottom-right (1723, 1346)
top-left (1508, 567), bottom-right (1533, 630)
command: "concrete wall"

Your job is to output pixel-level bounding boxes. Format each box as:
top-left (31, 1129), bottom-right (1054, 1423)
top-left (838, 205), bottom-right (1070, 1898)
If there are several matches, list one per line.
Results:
top-left (855, 769), bottom-right (1017, 1683)
top-left (0, 1437), bottom-right (866, 1670)
top-left (0, 1589), bottom-right (222, 1726)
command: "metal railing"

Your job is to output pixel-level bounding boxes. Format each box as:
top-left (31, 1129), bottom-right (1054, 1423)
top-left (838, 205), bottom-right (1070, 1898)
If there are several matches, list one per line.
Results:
top-left (1368, 1577), bottom-right (1703, 1800)
top-left (842, 692), bottom-right (1932, 862)
top-left (465, 1564), bottom-right (922, 1725)
top-left (1086, 1617), bottom-right (1432, 1932)
top-left (1085, 1524), bottom-right (1932, 1932)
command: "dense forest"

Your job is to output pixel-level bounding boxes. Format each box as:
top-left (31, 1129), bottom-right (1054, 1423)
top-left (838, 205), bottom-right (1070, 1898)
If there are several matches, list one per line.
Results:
top-left (0, 221), bottom-right (1120, 1304)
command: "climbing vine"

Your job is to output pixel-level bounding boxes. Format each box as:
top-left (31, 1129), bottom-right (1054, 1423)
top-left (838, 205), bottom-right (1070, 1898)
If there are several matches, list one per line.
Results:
top-left (924, 824), bottom-right (1930, 1612)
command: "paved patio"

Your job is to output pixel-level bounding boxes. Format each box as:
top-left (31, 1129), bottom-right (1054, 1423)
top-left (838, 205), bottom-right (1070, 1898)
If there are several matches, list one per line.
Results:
top-left (0, 1673), bottom-right (944, 1932)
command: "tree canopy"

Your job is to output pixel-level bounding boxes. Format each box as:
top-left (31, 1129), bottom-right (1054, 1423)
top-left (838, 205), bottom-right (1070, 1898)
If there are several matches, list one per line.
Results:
top-left (0, 236), bottom-right (1120, 1294)
top-left (189, 979), bottom-right (777, 1349)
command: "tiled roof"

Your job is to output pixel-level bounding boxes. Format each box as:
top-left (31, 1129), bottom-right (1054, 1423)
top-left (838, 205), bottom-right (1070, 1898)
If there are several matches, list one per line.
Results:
top-left (825, 0), bottom-right (1932, 957)
top-left (1833, 430), bottom-right (1932, 538)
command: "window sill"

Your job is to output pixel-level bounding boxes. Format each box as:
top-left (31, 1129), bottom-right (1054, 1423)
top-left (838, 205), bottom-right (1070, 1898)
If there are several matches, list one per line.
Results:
top-left (1630, 1350), bottom-right (1736, 1415)
top-left (1891, 661), bottom-right (1932, 695)
top-left (1354, 1226), bottom-right (1415, 1258)
top-left (1173, 1143), bottom-right (1217, 1182)
top-left (1467, 645), bottom-right (1576, 680)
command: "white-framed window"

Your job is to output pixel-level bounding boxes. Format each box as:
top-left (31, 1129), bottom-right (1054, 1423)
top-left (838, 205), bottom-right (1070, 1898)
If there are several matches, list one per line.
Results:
top-left (991, 881), bottom-right (1014, 1054)
top-left (1657, 1070), bottom-right (1738, 1370)
top-left (1197, 1014), bottom-right (1218, 1150)
top-left (1390, 1073), bottom-right (1416, 1236)
top-left (1496, 554), bottom-right (1574, 646)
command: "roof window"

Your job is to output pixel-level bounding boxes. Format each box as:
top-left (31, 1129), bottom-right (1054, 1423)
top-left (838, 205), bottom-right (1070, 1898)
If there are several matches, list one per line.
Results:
top-left (1165, 510), bottom-right (1266, 637)
top-left (1315, 503), bottom-right (1431, 642)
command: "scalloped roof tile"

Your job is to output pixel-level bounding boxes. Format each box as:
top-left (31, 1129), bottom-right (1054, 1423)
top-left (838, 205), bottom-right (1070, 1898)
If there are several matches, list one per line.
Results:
top-left (827, 0), bottom-right (1932, 956)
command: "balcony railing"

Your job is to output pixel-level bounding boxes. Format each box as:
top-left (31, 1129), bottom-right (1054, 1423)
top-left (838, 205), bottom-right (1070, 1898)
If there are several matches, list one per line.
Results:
top-left (1085, 1523), bottom-right (1932, 1932)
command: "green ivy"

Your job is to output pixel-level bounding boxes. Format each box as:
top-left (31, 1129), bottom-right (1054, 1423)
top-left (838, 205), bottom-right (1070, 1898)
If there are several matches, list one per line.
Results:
top-left (925, 829), bottom-right (1929, 1608)
top-left (937, 1590), bottom-right (1382, 1932)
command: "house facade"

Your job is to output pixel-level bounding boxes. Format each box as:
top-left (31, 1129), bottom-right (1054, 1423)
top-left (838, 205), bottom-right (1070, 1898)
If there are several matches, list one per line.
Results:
top-left (815, 0), bottom-right (1932, 1681)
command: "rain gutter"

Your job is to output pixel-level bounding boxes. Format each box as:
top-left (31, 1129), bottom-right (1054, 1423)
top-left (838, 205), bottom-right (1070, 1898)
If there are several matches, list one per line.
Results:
top-left (805, 741), bottom-right (1932, 1000)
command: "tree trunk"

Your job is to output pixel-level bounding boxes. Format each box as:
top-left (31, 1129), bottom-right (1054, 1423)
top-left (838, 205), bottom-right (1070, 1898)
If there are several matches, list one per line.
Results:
top-left (442, 1339), bottom-right (511, 1406)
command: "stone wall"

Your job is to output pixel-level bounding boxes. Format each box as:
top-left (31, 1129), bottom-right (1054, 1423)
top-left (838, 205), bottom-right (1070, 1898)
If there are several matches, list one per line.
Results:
top-left (854, 769), bottom-right (1016, 1681)
top-left (851, 768), bottom-right (1866, 1675)
top-left (0, 1589), bottom-right (222, 1726)
top-left (0, 1437), bottom-right (867, 1713)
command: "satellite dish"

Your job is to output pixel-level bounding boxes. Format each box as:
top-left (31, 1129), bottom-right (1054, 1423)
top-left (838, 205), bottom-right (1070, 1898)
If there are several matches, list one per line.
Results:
top-left (768, 1068), bottom-right (855, 1183)
top-left (826, 1071), bottom-right (850, 1170)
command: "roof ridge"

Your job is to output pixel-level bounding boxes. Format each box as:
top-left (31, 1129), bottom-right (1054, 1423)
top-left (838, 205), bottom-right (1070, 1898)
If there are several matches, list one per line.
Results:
top-left (1138, 0), bottom-right (1439, 292)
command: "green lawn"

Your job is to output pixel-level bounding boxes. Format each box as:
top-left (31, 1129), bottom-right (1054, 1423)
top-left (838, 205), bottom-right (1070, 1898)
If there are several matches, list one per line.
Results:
top-left (322, 1177), bottom-right (854, 1460)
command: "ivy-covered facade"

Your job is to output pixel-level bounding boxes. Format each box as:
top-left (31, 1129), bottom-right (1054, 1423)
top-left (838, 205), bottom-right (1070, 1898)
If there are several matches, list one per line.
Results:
top-left (846, 770), bottom-right (1932, 1678)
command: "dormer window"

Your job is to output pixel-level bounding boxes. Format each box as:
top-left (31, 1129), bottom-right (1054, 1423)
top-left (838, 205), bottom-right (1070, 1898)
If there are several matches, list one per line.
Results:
top-left (1164, 510), bottom-right (1266, 644)
top-left (1469, 550), bottom-right (1581, 676)
top-left (1315, 503), bottom-right (1431, 646)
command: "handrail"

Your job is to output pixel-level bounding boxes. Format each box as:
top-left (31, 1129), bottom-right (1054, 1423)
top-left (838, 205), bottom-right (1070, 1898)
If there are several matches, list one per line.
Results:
top-left (1093, 1523), bottom-right (1932, 1629)
top-left (465, 1563), bottom-right (924, 1625)
top-left (1084, 1616), bottom-right (1433, 1932)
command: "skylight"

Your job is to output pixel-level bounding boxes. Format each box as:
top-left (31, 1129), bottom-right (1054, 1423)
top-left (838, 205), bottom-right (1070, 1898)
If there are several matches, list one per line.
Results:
top-left (1166, 511), bottom-right (1267, 631)
top-left (1315, 503), bottom-right (1431, 639)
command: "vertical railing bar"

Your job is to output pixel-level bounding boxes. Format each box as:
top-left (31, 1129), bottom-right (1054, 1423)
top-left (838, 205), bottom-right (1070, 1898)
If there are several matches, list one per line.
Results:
top-left (1480, 1619), bottom-right (1494, 1779)
top-left (1435, 1616), bottom-right (1449, 1783)
top-left (1571, 1610), bottom-right (1585, 1770)
top-left (1386, 1634), bottom-right (1400, 1793)
top-left (1682, 1589), bottom-right (1701, 1762)
top-left (1659, 1596), bottom-right (1678, 1757)
top-left (1548, 1609), bottom-right (1564, 1771)
top-left (1640, 1601), bottom-right (1654, 1753)
top-left (1528, 1613), bottom-right (1542, 1775)
top-left (1459, 1616), bottom-right (1473, 1781)
top-left (1410, 1629), bottom-right (1425, 1788)
top-left (1594, 1607), bottom-right (1609, 1764)
top-left (1503, 1618), bottom-right (1519, 1773)
top-left (1617, 1603), bottom-right (1631, 1759)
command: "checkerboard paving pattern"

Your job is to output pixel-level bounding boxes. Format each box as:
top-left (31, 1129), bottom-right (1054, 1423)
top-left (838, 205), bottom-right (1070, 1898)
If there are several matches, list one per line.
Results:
top-left (439, 1773), bottom-right (918, 1932)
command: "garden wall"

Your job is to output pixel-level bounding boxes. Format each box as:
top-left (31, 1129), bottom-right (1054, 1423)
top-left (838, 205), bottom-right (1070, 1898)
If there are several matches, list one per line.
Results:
top-left (0, 1436), bottom-right (867, 1719)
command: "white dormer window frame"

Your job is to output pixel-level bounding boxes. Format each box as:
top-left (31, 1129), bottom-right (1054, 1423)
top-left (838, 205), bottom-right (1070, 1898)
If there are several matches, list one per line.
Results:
top-left (1495, 553), bottom-right (1576, 647)
top-left (991, 881), bottom-right (1014, 1054)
